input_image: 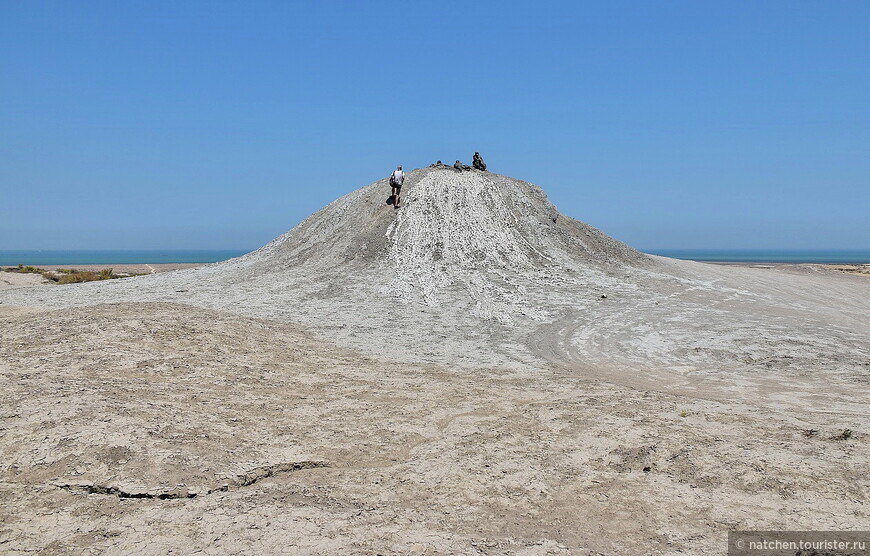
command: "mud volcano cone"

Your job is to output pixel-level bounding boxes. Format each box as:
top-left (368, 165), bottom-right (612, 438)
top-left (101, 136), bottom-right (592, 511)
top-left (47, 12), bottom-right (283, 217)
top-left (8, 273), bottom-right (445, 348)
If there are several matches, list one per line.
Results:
top-left (231, 167), bottom-right (648, 313)
top-left (0, 166), bottom-right (654, 367)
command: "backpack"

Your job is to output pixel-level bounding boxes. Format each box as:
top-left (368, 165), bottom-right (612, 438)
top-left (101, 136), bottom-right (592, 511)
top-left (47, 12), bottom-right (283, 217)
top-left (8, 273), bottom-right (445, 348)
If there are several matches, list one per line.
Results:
top-left (390, 171), bottom-right (403, 187)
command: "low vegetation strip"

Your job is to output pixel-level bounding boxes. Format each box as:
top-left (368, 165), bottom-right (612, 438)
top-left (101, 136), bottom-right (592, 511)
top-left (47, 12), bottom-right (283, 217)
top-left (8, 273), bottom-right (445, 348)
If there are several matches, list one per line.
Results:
top-left (2, 265), bottom-right (143, 284)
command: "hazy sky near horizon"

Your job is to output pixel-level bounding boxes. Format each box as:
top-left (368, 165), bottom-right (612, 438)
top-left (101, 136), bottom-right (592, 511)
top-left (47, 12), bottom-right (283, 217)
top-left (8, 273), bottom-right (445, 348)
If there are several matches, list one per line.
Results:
top-left (1, 0), bottom-right (868, 251)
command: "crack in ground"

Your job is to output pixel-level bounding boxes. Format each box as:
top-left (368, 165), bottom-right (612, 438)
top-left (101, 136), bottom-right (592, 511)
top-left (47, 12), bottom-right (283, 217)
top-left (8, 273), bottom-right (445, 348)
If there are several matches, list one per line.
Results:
top-left (52, 483), bottom-right (197, 500)
top-left (51, 460), bottom-right (331, 499)
top-left (235, 460), bottom-right (330, 487)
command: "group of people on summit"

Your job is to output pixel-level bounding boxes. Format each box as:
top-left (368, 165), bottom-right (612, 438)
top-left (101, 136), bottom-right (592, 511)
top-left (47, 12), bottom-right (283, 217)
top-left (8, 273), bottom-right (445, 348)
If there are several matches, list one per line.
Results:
top-left (389, 152), bottom-right (487, 208)
top-left (428, 152), bottom-right (487, 172)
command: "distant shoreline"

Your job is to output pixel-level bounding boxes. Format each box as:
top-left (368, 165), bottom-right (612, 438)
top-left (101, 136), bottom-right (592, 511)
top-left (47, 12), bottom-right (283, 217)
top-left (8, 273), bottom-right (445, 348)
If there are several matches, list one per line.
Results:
top-left (0, 250), bottom-right (249, 267)
top-left (23, 263), bottom-right (206, 274)
top-left (643, 248), bottom-right (870, 264)
top-left (3, 249), bottom-right (869, 267)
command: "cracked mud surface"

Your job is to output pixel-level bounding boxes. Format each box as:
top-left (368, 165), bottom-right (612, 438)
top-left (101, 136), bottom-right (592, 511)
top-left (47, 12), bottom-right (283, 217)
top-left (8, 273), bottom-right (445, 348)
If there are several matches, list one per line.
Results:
top-left (2, 303), bottom-right (867, 555)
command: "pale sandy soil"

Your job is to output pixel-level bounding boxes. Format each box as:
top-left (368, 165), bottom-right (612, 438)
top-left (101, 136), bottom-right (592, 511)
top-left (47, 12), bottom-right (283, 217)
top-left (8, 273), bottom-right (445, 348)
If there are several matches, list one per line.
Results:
top-left (710, 262), bottom-right (870, 277)
top-left (0, 272), bottom-right (51, 291)
top-left (0, 265), bottom-right (204, 292)
top-left (1, 303), bottom-right (865, 555)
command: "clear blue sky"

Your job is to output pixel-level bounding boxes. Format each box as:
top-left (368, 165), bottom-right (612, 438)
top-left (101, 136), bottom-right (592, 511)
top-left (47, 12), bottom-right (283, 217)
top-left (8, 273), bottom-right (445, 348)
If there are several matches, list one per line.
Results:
top-left (1, 0), bottom-right (868, 251)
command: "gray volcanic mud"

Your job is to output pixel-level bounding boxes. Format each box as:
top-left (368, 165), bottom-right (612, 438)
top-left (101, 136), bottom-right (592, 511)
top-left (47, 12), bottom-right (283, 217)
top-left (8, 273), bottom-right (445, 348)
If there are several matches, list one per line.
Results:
top-left (2, 167), bottom-right (869, 554)
top-left (2, 167), bottom-right (867, 404)
top-left (0, 167), bottom-right (649, 368)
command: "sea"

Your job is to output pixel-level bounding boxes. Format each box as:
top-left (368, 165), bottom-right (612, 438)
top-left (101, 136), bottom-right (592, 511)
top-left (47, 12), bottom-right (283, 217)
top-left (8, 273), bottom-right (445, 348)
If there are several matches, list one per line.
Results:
top-left (0, 248), bottom-right (868, 266)
top-left (0, 250), bottom-right (249, 266)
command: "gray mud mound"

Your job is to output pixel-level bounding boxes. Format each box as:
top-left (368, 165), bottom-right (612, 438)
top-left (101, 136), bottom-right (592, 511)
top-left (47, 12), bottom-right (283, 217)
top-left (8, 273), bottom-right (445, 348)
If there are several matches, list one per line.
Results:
top-left (0, 168), bottom-right (654, 367)
top-left (2, 167), bottom-right (869, 393)
top-left (221, 166), bottom-right (648, 318)
top-left (250, 167), bottom-right (646, 271)
top-left (233, 167), bottom-right (646, 320)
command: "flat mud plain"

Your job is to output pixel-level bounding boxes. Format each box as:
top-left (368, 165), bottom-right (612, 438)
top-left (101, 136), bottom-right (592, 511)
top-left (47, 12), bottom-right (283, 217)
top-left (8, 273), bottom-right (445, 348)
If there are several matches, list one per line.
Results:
top-left (1, 169), bottom-right (868, 555)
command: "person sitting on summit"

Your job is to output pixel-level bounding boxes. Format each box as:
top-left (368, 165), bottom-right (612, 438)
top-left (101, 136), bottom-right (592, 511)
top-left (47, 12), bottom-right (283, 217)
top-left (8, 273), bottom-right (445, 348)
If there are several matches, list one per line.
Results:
top-left (389, 165), bottom-right (405, 207)
top-left (454, 160), bottom-right (471, 171)
top-left (472, 152), bottom-right (487, 171)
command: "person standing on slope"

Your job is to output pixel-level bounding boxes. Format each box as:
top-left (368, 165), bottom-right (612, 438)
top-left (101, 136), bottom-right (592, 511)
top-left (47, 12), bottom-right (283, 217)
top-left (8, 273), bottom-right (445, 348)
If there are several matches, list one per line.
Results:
top-left (390, 165), bottom-right (405, 207)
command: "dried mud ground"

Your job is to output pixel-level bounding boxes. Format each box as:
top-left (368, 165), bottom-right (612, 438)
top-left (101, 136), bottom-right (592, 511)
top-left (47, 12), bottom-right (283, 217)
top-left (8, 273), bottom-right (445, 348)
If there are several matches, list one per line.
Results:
top-left (1, 303), bottom-right (866, 555)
